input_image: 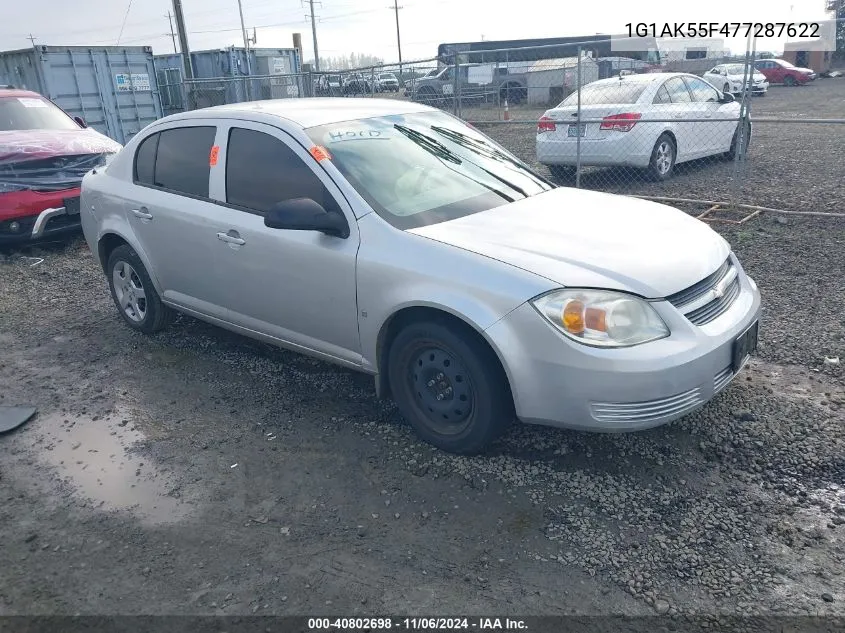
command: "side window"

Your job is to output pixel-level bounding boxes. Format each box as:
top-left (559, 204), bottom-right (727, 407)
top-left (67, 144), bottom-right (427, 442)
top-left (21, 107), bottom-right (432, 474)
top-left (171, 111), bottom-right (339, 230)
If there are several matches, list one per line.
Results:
top-left (684, 77), bottom-right (720, 102)
top-left (225, 127), bottom-right (338, 214)
top-left (134, 132), bottom-right (158, 185)
top-left (663, 77), bottom-right (692, 103)
top-left (154, 126), bottom-right (216, 197)
top-left (653, 85), bottom-right (672, 104)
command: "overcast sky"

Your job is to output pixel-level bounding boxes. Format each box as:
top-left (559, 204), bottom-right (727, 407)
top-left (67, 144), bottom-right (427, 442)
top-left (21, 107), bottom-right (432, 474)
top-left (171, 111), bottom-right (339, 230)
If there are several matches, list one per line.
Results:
top-left (1, 0), bottom-right (831, 63)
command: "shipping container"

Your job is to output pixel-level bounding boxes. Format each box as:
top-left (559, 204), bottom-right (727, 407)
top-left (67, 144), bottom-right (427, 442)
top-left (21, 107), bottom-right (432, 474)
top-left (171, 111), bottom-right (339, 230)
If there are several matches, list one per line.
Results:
top-left (154, 47), bottom-right (302, 116)
top-left (0, 45), bottom-right (163, 144)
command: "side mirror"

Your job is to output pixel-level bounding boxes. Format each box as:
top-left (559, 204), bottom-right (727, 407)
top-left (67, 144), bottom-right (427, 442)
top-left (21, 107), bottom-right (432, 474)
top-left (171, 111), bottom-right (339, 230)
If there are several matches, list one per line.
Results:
top-left (74, 116), bottom-right (87, 128)
top-left (720, 92), bottom-right (735, 104)
top-left (264, 198), bottom-right (349, 239)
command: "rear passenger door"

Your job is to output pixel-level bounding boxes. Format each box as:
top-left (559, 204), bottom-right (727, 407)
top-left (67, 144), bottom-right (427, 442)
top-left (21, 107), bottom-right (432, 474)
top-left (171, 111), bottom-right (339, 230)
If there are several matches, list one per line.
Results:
top-left (683, 76), bottom-right (737, 155)
top-left (128, 121), bottom-right (235, 320)
top-left (657, 77), bottom-right (696, 161)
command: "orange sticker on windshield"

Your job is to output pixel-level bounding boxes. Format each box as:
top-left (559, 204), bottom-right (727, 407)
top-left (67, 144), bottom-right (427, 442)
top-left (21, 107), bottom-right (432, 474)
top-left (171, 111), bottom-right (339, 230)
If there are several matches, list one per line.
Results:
top-left (209, 145), bottom-right (220, 166)
top-left (310, 145), bottom-right (331, 161)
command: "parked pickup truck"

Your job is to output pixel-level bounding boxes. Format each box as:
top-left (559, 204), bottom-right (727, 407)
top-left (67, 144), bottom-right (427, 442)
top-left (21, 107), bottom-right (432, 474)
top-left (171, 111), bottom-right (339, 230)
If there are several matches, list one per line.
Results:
top-left (409, 63), bottom-right (528, 105)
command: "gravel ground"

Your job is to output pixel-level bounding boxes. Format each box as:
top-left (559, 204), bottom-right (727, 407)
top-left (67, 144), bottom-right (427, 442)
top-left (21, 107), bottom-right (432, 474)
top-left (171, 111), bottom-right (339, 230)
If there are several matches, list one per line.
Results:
top-left (0, 78), bottom-right (844, 623)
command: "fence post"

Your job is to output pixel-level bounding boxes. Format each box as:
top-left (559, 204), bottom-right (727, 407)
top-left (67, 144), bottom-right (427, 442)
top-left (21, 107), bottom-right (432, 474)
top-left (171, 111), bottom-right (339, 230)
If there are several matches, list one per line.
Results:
top-left (576, 46), bottom-right (583, 189)
top-left (733, 35), bottom-right (756, 188)
top-left (371, 66), bottom-right (376, 97)
top-left (453, 51), bottom-right (459, 116)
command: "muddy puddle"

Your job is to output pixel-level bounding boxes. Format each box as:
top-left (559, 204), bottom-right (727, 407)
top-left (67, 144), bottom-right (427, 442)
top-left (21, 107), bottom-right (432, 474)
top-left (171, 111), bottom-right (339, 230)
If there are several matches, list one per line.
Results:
top-left (34, 406), bottom-right (191, 525)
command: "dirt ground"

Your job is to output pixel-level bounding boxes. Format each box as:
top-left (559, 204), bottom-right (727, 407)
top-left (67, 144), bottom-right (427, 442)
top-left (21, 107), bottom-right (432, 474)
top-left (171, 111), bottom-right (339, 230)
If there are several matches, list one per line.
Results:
top-left (1, 78), bottom-right (844, 623)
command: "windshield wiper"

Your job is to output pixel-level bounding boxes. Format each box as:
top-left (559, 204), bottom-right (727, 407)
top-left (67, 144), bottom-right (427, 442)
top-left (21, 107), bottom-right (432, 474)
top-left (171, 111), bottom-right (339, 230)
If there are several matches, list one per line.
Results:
top-left (394, 124), bottom-right (461, 164)
top-left (430, 125), bottom-right (550, 189)
top-left (394, 124), bottom-right (515, 202)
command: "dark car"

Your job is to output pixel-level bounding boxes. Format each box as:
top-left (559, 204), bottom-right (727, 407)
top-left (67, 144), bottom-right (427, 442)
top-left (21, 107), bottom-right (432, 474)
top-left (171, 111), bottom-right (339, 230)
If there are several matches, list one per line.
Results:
top-left (0, 88), bottom-right (121, 245)
top-left (342, 73), bottom-right (371, 96)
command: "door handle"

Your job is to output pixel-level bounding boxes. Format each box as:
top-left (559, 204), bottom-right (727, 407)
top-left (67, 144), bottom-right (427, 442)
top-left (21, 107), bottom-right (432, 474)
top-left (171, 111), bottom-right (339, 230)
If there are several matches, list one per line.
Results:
top-left (132, 208), bottom-right (153, 220)
top-left (217, 231), bottom-right (246, 246)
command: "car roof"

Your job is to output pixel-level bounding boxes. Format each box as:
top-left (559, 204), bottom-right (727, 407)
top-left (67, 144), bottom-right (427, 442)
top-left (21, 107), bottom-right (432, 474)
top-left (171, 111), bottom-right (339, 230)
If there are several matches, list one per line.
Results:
top-left (584, 72), bottom-right (692, 88)
top-left (167, 97), bottom-right (435, 129)
top-left (0, 88), bottom-right (45, 99)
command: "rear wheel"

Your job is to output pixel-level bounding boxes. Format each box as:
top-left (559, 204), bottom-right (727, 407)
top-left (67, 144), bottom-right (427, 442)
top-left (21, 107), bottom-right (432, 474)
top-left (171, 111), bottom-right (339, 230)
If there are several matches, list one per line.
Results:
top-left (647, 134), bottom-right (676, 181)
top-left (547, 164), bottom-right (575, 180)
top-left (106, 245), bottom-right (174, 334)
top-left (726, 120), bottom-right (752, 160)
top-left (387, 320), bottom-right (513, 454)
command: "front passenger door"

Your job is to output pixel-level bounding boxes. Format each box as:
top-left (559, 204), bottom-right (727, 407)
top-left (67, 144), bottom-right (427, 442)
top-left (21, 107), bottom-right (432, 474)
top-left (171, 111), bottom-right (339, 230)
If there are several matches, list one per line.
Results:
top-left (211, 122), bottom-right (362, 366)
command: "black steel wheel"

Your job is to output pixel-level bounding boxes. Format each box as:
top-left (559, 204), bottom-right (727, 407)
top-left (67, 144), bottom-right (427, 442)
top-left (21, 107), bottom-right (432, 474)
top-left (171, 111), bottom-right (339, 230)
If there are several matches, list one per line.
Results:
top-left (388, 319), bottom-right (513, 454)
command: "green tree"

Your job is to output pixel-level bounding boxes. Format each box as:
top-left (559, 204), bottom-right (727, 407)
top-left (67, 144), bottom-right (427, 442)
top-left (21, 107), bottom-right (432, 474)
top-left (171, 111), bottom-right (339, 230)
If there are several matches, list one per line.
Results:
top-left (827, 0), bottom-right (845, 60)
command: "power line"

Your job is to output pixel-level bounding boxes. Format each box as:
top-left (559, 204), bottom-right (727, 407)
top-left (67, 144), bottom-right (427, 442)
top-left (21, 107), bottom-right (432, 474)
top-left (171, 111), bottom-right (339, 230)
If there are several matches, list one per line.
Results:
top-left (115, 0), bottom-right (134, 46)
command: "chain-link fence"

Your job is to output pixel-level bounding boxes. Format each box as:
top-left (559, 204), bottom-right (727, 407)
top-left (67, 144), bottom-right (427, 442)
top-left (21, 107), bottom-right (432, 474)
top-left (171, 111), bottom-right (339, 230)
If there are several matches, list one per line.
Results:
top-left (167, 34), bottom-right (845, 217)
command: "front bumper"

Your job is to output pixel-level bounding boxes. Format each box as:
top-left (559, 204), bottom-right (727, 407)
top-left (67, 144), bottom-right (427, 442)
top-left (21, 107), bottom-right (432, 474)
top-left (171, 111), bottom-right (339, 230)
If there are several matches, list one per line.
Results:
top-left (0, 204), bottom-right (81, 245)
top-left (485, 261), bottom-right (762, 432)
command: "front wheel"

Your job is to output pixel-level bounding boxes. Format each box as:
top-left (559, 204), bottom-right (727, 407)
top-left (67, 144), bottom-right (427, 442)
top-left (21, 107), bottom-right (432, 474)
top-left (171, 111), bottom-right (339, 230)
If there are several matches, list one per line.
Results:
top-left (387, 320), bottom-right (513, 454)
top-left (784, 75), bottom-right (797, 87)
top-left (106, 245), bottom-right (174, 334)
top-left (647, 134), bottom-right (676, 181)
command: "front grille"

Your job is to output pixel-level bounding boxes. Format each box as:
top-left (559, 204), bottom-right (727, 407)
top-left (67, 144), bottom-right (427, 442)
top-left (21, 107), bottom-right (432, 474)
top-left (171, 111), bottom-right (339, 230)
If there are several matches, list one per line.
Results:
top-left (591, 387), bottom-right (703, 423)
top-left (667, 258), bottom-right (741, 326)
top-left (0, 153), bottom-right (105, 192)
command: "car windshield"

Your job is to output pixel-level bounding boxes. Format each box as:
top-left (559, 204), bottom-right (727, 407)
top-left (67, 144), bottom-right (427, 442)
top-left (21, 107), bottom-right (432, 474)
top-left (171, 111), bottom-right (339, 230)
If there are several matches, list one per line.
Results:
top-left (559, 81), bottom-right (648, 106)
top-left (380, 74), bottom-right (395, 80)
top-left (306, 111), bottom-right (552, 229)
top-left (0, 95), bottom-right (79, 131)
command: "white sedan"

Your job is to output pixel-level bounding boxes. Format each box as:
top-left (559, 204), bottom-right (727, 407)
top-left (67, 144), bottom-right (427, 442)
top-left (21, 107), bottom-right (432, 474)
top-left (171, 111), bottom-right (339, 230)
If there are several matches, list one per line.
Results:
top-left (536, 72), bottom-right (749, 181)
top-left (703, 64), bottom-right (769, 96)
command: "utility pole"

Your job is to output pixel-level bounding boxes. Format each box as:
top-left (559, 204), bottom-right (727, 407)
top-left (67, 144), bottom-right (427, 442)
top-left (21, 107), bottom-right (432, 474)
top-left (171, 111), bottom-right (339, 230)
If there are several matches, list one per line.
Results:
top-left (27, 33), bottom-right (37, 46)
top-left (235, 0), bottom-right (253, 76)
top-left (171, 0), bottom-right (193, 79)
top-left (165, 11), bottom-right (178, 54)
top-left (389, 0), bottom-right (403, 77)
top-left (306, 0), bottom-right (320, 72)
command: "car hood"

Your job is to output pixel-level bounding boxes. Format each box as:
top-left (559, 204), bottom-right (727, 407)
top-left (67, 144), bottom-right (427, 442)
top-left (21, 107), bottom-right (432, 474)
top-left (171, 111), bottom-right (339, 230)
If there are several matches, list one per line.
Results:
top-left (0, 128), bottom-right (122, 163)
top-left (408, 187), bottom-right (730, 298)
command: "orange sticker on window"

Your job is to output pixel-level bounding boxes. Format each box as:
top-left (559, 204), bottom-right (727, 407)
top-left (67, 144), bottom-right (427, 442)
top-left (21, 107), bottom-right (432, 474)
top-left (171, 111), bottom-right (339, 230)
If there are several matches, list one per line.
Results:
top-left (310, 145), bottom-right (331, 161)
top-left (209, 145), bottom-right (220, 166)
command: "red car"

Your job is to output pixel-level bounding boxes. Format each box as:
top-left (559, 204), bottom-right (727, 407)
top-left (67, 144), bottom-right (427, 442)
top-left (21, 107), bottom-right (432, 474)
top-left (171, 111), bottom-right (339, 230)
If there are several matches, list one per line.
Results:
top-left (753, 59), bottom-right (817, 86)
top-left (0, 88), bottom-right (122, 245)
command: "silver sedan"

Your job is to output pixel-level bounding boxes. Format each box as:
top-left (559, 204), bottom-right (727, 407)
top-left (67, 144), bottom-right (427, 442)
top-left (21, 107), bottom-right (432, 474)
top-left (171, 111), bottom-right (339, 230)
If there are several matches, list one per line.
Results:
top-left (81, 98), bottom-right (761, 454)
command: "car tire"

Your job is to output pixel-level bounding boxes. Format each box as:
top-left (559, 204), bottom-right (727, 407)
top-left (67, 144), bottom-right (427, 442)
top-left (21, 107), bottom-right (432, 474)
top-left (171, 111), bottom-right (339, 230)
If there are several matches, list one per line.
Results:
top-left (387, 319), bottom-right (513, 454)
top-left (647, 134), bottom-right (676, 181)
top-left (547, 164), bottom-right (575, 180)
top-left (106, 245), bottom-right (174, 334)
top-left (726, 120), bottom-right (752, 160)
top-left (784, 75), bottom-right (797, 86)
top-left (723, 83), bottom-right (731, 94)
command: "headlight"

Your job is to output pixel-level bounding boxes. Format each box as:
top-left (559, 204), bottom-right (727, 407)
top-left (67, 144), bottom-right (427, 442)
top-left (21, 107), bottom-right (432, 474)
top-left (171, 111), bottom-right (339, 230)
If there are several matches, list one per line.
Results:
top-left (531, 289), bottom-right (669, 348)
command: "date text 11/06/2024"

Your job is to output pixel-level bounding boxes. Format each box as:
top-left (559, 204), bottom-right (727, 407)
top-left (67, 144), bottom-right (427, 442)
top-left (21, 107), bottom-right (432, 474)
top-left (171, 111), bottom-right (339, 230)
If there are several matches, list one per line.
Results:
top-left (625, 22), bottom-right (821, 39)
top-left (307, 618), bottom-right (528, 630)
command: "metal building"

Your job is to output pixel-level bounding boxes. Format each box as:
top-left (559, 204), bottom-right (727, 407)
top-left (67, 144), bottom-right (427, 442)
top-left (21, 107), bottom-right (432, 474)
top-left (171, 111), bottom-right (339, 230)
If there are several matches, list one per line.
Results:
top-left (0, 45), bottom-right (163, 144)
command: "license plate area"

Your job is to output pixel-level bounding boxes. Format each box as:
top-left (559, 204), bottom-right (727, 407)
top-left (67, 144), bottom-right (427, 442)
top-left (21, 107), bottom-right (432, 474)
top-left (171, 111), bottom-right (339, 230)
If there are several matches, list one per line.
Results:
top-left (63, 196), bottom-right (81, 216)
top-left (732, 320), bottom-right (759, 372)
top-left (567, 123), bottom-right (586, 138)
